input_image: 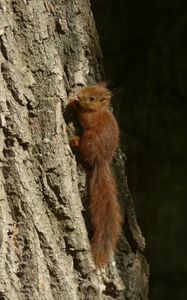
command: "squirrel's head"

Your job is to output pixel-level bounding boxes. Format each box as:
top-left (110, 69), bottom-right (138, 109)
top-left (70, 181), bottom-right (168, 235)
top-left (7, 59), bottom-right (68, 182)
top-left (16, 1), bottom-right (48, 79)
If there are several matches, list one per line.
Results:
top-left (76, 83), bottom-right (112, 111)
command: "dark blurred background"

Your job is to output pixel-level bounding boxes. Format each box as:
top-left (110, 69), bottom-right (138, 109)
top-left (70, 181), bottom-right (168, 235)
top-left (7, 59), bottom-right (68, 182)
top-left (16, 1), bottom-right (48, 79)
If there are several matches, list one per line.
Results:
top-left (91, 1), bottom-right (187, 299)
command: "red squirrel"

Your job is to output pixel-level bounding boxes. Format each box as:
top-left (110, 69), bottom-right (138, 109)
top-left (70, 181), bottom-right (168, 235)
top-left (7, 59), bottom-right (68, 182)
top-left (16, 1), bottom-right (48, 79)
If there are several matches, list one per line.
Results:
top-left (69, 83), bottom-right (122, 267)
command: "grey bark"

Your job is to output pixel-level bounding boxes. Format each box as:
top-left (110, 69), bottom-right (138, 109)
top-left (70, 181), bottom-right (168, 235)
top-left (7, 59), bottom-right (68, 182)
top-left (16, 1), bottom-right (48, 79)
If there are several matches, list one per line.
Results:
top-left (0, 0), bottom-right (149, 299)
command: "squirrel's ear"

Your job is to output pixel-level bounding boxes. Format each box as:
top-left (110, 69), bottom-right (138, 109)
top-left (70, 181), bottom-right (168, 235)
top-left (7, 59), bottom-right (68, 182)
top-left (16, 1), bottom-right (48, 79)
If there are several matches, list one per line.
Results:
top-left (100, 91), bottom-right (112, 102)
top-left (98, 81), bottom-right (107, 88)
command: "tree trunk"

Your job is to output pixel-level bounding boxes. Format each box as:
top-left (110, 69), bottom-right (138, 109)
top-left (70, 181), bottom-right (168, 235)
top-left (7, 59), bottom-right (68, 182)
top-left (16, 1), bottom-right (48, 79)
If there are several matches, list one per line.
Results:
top-left (0, 0), bottom-right (149, 299)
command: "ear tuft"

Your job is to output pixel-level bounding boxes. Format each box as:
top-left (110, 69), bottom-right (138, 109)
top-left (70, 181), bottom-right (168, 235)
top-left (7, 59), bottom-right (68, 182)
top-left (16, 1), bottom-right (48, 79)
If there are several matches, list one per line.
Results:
top-left (99, 81), bottom-right (107, 87)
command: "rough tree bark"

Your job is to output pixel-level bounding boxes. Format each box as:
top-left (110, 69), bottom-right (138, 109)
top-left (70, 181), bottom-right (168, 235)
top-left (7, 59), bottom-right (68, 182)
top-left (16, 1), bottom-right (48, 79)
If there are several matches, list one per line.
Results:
top-left (0, 0), bottom-right (149, 299)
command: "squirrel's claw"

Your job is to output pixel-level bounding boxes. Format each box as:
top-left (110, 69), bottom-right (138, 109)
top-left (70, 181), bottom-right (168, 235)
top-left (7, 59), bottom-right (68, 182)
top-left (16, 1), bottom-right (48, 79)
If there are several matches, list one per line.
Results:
top-left (70, 136), bottom-right (80, 147)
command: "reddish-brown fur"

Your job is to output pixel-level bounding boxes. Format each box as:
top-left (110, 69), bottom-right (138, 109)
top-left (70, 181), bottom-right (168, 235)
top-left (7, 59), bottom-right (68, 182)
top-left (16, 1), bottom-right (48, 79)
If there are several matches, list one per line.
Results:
top-left (69, 83), bottom-right (122, 266)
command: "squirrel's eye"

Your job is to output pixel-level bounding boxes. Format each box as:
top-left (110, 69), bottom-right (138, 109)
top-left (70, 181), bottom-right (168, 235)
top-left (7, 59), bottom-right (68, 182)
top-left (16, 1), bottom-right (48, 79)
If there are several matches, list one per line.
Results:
top-left (89, 96), bottom-right (96, 101)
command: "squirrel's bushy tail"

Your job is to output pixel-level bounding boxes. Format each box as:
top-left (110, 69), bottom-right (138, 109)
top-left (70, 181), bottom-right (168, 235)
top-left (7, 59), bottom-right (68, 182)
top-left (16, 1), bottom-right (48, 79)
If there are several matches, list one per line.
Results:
top-left (88, 162), bottom-right (122, 267)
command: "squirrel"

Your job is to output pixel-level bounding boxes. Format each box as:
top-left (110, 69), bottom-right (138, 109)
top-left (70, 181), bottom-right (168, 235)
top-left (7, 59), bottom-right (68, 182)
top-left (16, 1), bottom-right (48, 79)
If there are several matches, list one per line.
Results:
top-left (68, 83), bottom-right (122, 267)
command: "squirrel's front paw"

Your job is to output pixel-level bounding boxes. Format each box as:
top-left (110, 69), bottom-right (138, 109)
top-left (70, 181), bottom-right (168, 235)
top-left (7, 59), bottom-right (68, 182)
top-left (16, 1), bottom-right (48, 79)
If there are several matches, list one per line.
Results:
top-left (70, 136), bottom-right (80, 147)
top-left (67, 98), bottom-right (78, 109)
